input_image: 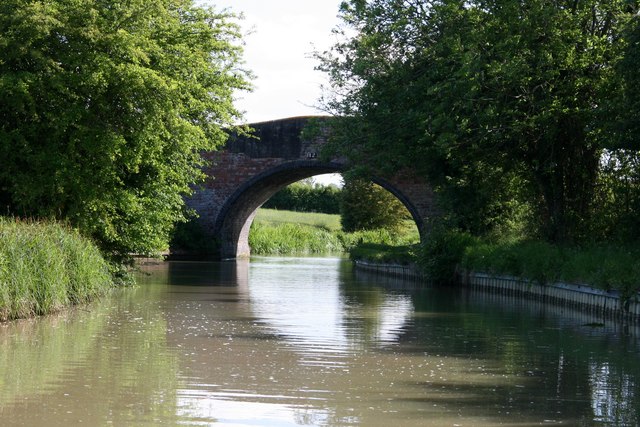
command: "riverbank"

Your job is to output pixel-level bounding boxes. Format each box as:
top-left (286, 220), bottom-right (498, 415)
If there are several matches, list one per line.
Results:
top-left (460, 271), bottom-right (640, 322)
top-left (0, 218), bottom-right (114, 321)
top-left (353, 259), bottom-right (640, 322)
top-left (352, 232), bottom-right (640, 296)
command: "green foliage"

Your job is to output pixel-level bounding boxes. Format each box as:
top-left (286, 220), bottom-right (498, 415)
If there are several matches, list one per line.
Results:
top-left (340, 177), bottom-right (411, 233)
top-left (0, 218), bottom-right (113, 321)
top-left (263, 180), bottom-right (342, 214)
top-left (169, 216), bottom-right (219, 258)
top-left (463, 240), bottom-right (565, 286)
top-left (589, 150), bottom-right (640, 242)
top-left (349, 243), bottom-right (417, 265)
top-left (0, 0), bottom-right (250, 262)
top-left (610, 13), bottom-right (640, 150)
top-left (319, 0), bottom-right (639, 244)
top-left (249, 208), bottom-right (419, 256)
top-left (414, 228), bottom-right (640, 297)
top-left (462, 239), bottom-right (640, 300)
top-left (417, 229), bottom-right (479, 284)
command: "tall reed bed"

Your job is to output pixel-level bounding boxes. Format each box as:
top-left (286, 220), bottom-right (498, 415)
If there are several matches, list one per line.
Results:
top-left (0, 218), bottom-right (113, 321)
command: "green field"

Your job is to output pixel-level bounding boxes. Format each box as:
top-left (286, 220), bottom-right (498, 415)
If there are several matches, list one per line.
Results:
top-left (249, 209), bottom-right (419, 256)
top-left (253, 209), bottom-right (342, 231)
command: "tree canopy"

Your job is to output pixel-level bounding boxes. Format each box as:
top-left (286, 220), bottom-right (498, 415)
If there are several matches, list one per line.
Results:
top-left (318, 0), bottom-right (640, 243)
top-left (0, 0), bottom-right (250, 261)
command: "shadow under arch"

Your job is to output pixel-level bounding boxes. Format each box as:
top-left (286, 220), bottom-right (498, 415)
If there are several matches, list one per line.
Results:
top-left (214, 160), bottom-right (425, 259)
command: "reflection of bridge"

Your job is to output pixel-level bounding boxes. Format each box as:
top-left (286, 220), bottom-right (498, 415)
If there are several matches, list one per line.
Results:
top-left (184, 116), bottom-right (437, 259)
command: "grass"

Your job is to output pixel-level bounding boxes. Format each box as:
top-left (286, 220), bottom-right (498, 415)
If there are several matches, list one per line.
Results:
top-left (461, 239), bottom-right (640, 300)
top-left (253, 209), bottom-right (342, 231)
top-left (0, 218), bottom-right (114, 321)
top-left (250, 222), bottom-right (344, 255)
top-left (249, 209), bottom-right (419, 256)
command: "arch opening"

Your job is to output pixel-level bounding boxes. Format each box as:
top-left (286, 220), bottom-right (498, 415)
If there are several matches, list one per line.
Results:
top-left (215, 162), bottom-right (424, 259)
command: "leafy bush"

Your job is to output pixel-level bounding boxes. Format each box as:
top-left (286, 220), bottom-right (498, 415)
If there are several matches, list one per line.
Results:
top-left (416, 229), bottom-right (478, 284)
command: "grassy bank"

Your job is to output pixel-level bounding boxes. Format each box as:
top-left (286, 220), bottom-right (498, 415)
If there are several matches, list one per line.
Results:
top-left (348, 243), bottom-right (417, 264)
top-left (0, 218), bottom-right (114, 321)
top-left (249, 209), bottom-right (419, 256)
top-left (411, 229), bottom-right (640, 299)
top-left (460, 239), bottom-right (640, 300)
top-left (347, 227), bottom-right (640, 299)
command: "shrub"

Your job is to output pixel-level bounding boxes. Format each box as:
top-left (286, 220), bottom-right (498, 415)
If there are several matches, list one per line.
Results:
top-left (416, 229), bottom-right (478, 284)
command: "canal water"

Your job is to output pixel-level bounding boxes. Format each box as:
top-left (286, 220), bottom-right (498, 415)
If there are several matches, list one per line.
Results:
top-left (1, 257), bottom-right (639, 426)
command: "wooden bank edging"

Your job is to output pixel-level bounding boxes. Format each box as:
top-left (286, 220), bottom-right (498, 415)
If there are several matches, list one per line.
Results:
top-left (354, 260), bottom-right (640, 323)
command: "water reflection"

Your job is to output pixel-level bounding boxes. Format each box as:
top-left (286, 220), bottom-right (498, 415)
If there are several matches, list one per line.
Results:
top-left (0, 258), bottom-right (638, 426)
top-left (0, 284), bottom-right (180, 426)
top-left (247, 257), bottom-right (415, 356)
top-left (590, 361), bottom-right (637, 424)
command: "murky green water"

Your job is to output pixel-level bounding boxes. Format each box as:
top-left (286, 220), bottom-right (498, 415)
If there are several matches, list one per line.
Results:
top-left (1, 257), bottom-right (639, 426)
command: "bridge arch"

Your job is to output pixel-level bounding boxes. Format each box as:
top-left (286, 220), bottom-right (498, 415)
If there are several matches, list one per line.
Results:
top-left (182, 116), bottom-right (437, 259)
top-left (215, 161), bottom-right (426, 258)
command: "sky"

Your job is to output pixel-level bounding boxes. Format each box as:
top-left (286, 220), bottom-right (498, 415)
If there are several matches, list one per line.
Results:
top-left (203, 0), bottom-right (344, 124)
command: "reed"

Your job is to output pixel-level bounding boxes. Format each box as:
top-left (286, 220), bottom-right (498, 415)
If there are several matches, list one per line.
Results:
top-left (0, 218), bottom-right (113, 321)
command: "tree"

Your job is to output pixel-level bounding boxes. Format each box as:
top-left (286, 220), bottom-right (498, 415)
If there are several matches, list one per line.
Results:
top-left (263, 180), bottom-right (342, 214)
top-left (591, 14), bottom-right (640, 242)
top-left (0, 0), bottom-right (250, 261)
top-left (612, 12), bottom-right (640, 151)
top-left (318, 0), bottom-right (638, 243)
top-left (340, 177), bottom-right (410, 233)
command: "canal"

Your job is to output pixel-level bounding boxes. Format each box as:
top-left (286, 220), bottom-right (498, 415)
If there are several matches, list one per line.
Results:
top-left (1, 257), bottom-right (639, 426)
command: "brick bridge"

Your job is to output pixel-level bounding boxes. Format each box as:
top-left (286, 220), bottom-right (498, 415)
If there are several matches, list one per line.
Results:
top-left (184, 116), bottom-right (436, 259)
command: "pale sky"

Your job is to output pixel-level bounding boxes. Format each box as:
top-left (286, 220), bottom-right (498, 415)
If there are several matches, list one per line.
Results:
top-left (204, 0), bottom-right (344, 124)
